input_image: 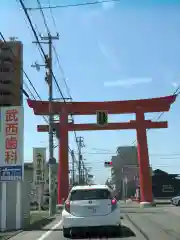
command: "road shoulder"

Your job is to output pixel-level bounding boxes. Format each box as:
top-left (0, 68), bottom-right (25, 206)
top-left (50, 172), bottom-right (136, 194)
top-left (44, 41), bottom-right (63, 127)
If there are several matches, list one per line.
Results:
top-left (9, 215), bottom-right (62, 240)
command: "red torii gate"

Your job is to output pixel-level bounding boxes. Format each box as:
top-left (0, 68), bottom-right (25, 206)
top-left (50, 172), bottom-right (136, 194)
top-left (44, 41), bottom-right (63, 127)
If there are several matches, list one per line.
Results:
top-left (27, 95), bottom-right (176, 205)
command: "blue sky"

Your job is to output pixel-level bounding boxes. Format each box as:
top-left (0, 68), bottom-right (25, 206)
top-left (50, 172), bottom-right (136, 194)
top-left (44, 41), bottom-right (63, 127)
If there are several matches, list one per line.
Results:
top-left (1, 0), bottom-right (180, 183)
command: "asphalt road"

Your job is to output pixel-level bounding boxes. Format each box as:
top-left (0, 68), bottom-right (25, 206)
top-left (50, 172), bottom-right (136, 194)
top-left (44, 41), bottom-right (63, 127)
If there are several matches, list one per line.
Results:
top-left (9, 213), bottom-right (145, 240)
top-left (9, 203), bottom-right (180, 240)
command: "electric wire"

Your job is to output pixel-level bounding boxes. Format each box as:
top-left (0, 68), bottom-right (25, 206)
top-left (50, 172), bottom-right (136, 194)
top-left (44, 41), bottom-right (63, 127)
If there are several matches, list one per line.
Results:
top-left (131, 89), bottom-right (180, 145)
top-left (21, 0), bottom-right (180, 177)
top-left (36, 0), bottom-right (72, 99)
top-left (0, 32), bottom-right (49, 126)
top-left (34, 0), bottom-right (84, 159)
top-left (0, 32), bottom-right (29, 99)
top-left (80, 152), bottom-right (180, 156)
top-left (0, 31), bottom-right (50, 126)
top-left (46, 0), bottom-right (72, 98)
top-left (47, 0), bottom-right (58, 33)
top-left (27, 0), bottom-right (121, 10)
top-left (19, 0), bottom-right (84, 171)
top-left (19, 0), bottom-right (65, 100)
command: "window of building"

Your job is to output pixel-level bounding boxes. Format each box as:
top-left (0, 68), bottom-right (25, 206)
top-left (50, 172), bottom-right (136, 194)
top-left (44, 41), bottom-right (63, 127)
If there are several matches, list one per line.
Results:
top-left (0, 80), bottom-right (11, 84)
top-left (0, 91), bottom-right (12, 96)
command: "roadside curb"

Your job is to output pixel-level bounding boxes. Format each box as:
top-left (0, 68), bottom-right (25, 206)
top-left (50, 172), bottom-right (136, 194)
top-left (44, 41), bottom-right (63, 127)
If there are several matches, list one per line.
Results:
top-left (0, 230), bottom-right (23, 240)
top-left (24, 216), bottom-right (55, 231)
top-left (1, 215), bottom-right (56, 239)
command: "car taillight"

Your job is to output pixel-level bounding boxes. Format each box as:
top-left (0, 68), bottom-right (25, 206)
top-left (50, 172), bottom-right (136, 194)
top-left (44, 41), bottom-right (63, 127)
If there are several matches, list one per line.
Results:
top-left (65, 200), bottom-right (70, 213)
top-left (111, 199), bottom-right (117, 204)
top-left (111, 198), bottom-right (117, 211)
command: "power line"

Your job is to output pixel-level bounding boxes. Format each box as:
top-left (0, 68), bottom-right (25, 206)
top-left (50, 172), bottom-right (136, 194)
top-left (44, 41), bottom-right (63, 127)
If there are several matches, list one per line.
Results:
top-left (47, 0), bottom-right (58, 33)
top-left (91, 147), bottom-right (115, 152)
top-left (27, 0), bottom-right (120, 10)
top-left (0, 32), bottom-right (49, 125)
top-left (131, 89), bottom-right (180, 145)
top-left (38, 0), bottom-right (72, 98)
top-left (35, 0), bottom-right (71, 98)
top-left (34, 0), bottom-right (73, 99)
top-left (22, 0), bottom-right (180, 172)
top-left (23, 81), bottom-right (37, 100)
top-left (80, 152), bottom-right (180, 156)
top-left (52, 45), bottom-right (72, 99)
top-left (19, 0), bottom-right (86, 171)
top-left (19, 0), bottom-right (65, 100)
top-left (0, 32), bottom-right (30, 99)
top-left (32, 0), bottom-right (84, 156)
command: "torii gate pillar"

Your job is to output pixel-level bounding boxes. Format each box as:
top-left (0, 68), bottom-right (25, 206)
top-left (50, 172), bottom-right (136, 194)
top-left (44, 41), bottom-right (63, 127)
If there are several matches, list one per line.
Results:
top-left (136, 109), bottom-right (152, 203)
top-left (58, 108), bottom-right (69, 204)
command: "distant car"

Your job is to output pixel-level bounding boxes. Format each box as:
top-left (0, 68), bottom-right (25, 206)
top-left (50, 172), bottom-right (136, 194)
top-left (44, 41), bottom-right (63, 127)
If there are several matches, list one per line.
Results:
top-left (62, 184), bottom-right (121, 237)
top-left (171, 195), bottom-right (180, 206)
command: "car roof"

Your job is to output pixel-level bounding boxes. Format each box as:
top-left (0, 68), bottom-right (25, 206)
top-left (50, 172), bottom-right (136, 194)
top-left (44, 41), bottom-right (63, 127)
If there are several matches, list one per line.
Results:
top-left (70, 184), bottom-right (111, 191)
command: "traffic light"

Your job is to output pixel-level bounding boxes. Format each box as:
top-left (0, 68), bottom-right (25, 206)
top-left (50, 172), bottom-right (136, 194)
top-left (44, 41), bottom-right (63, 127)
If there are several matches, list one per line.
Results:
top-left (104, 161), bottom-right (113, 167)
top-left (97, 111), bottom-right (108, 126)
top-left (0, 41), bottom-right (23, 106)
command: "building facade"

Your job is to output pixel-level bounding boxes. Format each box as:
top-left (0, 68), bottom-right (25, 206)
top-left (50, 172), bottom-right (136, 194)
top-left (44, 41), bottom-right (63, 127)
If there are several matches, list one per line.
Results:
top-left (152, 169), bottom-right (180, 198)
top-left (111, 146), bottom-right (139, 199)
top-left (0, 41), bottom-right (23, 106)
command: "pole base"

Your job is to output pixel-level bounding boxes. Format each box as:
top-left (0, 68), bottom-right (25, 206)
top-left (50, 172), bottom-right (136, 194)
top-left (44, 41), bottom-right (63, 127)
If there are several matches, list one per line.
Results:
top-left (140, 201), bottom-right (155, 207)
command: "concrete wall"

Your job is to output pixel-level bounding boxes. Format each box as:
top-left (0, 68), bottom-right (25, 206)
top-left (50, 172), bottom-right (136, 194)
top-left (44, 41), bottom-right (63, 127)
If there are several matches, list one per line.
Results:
top-left (5, 180), bottom-right (31, 230)
top-left (0, 164), bottom-right (35, 231)
top-left (0, 162), bottom-right (59, 231)
top-left (0, 179), bottom-right (31, 231)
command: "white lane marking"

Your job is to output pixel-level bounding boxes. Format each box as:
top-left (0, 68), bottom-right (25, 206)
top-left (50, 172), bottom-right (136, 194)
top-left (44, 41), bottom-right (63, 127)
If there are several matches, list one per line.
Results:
top-left (37, 220), bottom-right (62, 240)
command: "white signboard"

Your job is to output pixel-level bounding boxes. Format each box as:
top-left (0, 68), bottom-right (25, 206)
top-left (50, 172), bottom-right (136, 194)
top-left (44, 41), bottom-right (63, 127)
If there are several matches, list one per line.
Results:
top-left (0, 106), bottom-right (24, 181)
top-left (162, 184), bottom-right (174, 193)
top-left (33, 148), bottom-right (46, 185)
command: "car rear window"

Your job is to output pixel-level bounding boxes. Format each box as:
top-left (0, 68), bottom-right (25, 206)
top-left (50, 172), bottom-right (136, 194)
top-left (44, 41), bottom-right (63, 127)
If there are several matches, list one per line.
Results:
top-left (69, 189), bottom-right (111, 201)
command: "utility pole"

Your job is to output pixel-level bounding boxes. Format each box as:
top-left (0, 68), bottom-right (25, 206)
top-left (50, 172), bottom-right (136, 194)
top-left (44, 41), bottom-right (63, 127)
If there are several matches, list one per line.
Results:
top-left (84, 167), bottom-right (88, 184)
top-left (82, 161), bottom-right (84, 184)
top-left (71, 150), bottom-right (75, 185)
top-left (32, 33), bottom-right (59, 216)
top-left (82, 160), bottom-right (87, 185)
top-left (76, 137), bottom-right (85, 184)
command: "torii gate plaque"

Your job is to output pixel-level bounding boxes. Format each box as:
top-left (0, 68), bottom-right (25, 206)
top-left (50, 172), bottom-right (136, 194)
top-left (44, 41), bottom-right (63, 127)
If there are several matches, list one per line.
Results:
top-left (27, 95), bottom-right (176, 205)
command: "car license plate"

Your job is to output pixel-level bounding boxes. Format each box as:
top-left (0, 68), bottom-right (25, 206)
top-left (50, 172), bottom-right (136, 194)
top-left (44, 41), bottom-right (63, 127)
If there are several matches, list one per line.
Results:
top-left (88, 207), bottom-right (96, 213)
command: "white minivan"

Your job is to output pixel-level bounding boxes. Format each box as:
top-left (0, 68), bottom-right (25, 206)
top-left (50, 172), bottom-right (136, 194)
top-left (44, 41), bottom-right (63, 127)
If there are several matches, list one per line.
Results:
top-left (62, 184), bottom-right (121, 237)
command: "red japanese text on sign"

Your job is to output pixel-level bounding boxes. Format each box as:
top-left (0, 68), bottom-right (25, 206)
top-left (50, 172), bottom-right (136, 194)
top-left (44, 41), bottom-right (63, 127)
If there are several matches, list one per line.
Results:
top-left (6, 123), bottom-right (18, 135)
top-left (5, 150), bottom-right (17, 164)
top-left (5, 109), bottom-right (19, 122)
top-left (6, 136), bottom-right (17, 149)
top-left (4, 108), bottom-right (19, 164)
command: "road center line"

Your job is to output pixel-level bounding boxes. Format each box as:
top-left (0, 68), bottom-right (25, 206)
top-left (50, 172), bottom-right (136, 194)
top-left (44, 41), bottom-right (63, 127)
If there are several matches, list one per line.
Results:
top-left (37, 220), bottom-right (62, 240)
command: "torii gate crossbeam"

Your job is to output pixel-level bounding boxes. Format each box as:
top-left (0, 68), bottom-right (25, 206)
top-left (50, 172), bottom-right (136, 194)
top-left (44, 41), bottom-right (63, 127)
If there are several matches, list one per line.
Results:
top-left (27, 95), bottom-right (176, 205)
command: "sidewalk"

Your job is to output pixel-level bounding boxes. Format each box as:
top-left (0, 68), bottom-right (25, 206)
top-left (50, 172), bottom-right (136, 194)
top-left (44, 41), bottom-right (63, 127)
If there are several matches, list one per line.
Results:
top-left (9, 215), bottom-right (62, 240)
top-left (163, 205), bottom-right (180, 217)
top-left (126, 205), bottom-right (180, 239)
top-left (119, 199), bottom-right (140, 207)
top-left (0, 211), bottom-right (54, 240)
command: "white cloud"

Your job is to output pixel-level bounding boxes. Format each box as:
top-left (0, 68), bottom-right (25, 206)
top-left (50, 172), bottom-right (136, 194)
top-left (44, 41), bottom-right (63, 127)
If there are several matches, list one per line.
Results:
top-left (104, 78), bottom-right (152, 87)
top-left (172, 82), bottom-right (179, 88)
top-left (98, 40), bottom-right (112, 60)
top-left (84, 0), bottom-right (115, 20)
top-left (102, 3), bottom-right (115, 10)
top-left (100, 0), bottom-right (116, 10)
top-left (97, 40), bottom-right (120, 69)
